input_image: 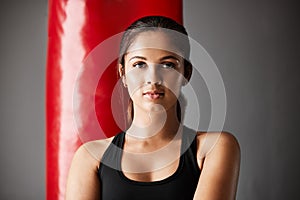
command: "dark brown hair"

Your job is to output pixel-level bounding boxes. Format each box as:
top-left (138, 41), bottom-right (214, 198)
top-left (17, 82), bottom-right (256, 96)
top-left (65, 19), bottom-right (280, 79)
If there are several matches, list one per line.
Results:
top-left (118, 16), bottom-right (192, 123)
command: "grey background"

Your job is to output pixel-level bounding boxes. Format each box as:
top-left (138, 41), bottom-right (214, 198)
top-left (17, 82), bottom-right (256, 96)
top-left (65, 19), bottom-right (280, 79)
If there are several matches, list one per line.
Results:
top-left (0, 0), bottom-right (299, 199)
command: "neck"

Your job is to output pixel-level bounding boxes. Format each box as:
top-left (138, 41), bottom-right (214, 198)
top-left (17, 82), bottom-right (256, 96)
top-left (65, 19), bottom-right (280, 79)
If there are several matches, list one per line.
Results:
top-left (127, 104), bottom-right (181, 141)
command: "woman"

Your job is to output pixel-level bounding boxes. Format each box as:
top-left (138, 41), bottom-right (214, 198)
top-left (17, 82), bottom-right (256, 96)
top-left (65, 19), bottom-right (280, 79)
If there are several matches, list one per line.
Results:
top-left (66, 16), bottom-right (240, 200)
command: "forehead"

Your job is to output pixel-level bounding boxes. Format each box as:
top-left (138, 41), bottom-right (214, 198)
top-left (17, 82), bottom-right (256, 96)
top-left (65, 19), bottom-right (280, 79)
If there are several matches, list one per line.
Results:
top-left (126, 31), bottom-right (184, 57)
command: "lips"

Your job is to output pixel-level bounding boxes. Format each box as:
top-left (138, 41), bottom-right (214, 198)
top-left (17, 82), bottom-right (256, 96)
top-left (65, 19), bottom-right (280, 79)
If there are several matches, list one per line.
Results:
top-left (143, 90), bottom-right (164, 100)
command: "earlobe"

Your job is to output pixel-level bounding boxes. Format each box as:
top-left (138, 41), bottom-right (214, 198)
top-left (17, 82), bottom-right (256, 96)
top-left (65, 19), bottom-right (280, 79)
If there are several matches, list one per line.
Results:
top-left (122, 76), bottom-right (127, 88)
top-left (182, 79), bottom-right (188, 86)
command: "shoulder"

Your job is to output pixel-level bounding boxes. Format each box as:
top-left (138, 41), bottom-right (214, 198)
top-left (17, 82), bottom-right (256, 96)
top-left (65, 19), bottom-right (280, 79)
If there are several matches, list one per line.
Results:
top-left (193, 132), bottom-right (240, 199)
top-left (72, 137), bottom-right (114, 169)
top-left (66, 137), bottom-right (114, 199)
top-left (195, 131), bottom-right (240, 169)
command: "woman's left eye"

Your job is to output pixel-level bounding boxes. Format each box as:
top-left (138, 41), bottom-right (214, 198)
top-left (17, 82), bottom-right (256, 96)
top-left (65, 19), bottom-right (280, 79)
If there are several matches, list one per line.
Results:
top-left (161, 62), bottom-right (176, 69)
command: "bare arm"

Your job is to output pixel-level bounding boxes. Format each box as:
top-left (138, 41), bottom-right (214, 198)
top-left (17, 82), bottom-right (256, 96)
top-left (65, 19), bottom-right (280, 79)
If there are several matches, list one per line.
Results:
top-left (65, 144), bottom-right (101, 200)
top-left (194, 132), bottom-right (241, 200)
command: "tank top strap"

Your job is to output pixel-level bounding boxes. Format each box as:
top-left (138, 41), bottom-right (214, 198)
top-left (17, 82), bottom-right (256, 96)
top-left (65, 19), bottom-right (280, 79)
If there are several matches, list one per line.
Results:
top-left (181, 126), bottom-right (197, 154)
top-left (100, 132), bottom-right (125, 172)
top-left (111, 131), bottom-right (125, 147)
top-left (181, 126), bottom-right (200, 173)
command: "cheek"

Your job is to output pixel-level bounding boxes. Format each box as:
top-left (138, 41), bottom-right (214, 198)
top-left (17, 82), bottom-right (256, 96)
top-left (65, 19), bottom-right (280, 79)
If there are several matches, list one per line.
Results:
top-left (162, 70), bottom-right (184, 95)
top-left (125, 69), bottom-right (144, 97)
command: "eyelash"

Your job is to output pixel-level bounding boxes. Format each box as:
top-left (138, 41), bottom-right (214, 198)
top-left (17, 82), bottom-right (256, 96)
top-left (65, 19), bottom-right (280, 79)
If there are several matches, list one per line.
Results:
top-left (132, 61), bottom-right (146, 68)
top-left (132, 62), bottom-right (176, 69)
top-left (161, 62), bottom-right (176, 69)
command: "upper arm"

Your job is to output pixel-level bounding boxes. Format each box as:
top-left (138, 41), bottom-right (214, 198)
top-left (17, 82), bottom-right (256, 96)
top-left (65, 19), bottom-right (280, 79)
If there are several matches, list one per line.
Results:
top-left (65, 144), bottom-right (101, 200)
top-left (194, 132), bottom-right (241, 200)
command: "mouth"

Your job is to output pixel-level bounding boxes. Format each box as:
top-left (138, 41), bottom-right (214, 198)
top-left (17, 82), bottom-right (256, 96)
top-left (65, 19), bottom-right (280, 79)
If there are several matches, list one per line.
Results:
top-left (143, 90), bottom-right (164, 100)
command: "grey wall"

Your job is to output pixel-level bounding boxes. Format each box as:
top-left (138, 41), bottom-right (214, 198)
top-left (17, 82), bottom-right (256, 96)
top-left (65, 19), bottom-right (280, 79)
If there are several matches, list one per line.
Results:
top-left (0, 0), bottom-right (47, 199)
top-left (0, 0), bottom-right (299, 199)
top-left (184, 0), bottom-right (300, 199)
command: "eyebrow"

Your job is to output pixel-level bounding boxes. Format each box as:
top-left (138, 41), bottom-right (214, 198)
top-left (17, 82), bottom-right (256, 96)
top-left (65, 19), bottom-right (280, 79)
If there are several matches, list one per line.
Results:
top-left (128, 55), bottom-right (180, 62)
top-left (159, 55), bottom-right (180, 62)
top-left (129, 56), bottom-right (147, 62)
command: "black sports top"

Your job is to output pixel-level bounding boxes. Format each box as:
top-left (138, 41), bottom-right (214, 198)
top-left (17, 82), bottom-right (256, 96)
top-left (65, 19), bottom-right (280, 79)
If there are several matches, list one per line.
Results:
top-left (98, 126), bottom-right (201, 200)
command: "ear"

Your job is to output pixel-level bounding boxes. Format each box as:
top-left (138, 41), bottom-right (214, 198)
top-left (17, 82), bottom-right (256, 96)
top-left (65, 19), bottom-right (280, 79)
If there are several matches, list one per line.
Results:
top-left (118, 64), bottom-right (127, 87)
top-left (118, 63), bottom-right (124, 77)
top-left (183, 60), bottom-right (193, 86)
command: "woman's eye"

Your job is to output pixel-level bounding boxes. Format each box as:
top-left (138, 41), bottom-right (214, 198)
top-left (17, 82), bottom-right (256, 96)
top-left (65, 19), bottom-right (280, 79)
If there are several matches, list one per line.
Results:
top-left (133, 62), bottom-right (146, 68)
top-left (162, 62), bottom-right (176, 69)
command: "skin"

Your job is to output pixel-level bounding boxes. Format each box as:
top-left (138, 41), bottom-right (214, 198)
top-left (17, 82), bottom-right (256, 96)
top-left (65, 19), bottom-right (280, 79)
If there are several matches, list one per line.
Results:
top-left (66, 31), bottom-right (240, 200)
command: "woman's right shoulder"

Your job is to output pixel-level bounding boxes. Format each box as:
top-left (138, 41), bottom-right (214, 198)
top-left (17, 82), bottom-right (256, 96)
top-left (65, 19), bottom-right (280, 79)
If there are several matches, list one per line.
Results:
top-left (73, 136), bottom-right (115, 166)
top-left (66, 136), bottom-right (116, 199)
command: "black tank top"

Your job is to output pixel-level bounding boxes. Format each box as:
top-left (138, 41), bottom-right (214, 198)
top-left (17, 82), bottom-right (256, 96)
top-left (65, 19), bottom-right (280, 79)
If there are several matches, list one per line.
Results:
top-left (98, 126), bottom-right (201, 200)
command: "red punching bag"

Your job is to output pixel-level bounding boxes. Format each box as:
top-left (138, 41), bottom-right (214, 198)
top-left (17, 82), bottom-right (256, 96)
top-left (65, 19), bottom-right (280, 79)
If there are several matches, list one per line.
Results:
top-left (46, 0), bottom-right (183, 199)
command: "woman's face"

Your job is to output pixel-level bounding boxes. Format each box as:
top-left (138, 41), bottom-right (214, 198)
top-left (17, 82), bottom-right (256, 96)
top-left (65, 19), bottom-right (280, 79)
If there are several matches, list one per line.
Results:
top-left (121, 31), bottom-right (186, 112)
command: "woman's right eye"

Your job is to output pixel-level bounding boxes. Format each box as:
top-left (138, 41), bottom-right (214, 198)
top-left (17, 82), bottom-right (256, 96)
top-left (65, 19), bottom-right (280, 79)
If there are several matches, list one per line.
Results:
top-left (133, 62), bottom-right (146, 68)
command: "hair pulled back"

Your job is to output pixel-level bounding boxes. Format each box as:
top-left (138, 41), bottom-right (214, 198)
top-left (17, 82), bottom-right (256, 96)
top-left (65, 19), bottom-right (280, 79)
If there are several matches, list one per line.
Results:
top-left (118, 16), bottom-right (192, 123)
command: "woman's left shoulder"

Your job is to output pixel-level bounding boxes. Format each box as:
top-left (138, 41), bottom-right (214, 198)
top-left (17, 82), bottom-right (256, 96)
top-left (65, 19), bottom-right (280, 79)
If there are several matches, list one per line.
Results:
top-left (193, 131), bottom-right (240, 199)
top-left (195, 131), bottom-right (240, 166)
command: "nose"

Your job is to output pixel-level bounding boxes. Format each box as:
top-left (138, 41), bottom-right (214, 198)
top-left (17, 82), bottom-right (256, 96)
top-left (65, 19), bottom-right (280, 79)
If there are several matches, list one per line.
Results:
top-left (145, 64), bottom-right (162, 85)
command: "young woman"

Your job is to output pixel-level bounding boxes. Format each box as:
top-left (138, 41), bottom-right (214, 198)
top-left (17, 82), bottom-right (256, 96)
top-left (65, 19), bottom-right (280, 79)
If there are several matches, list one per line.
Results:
top-left (66, 16), bottom-right (240, 200)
